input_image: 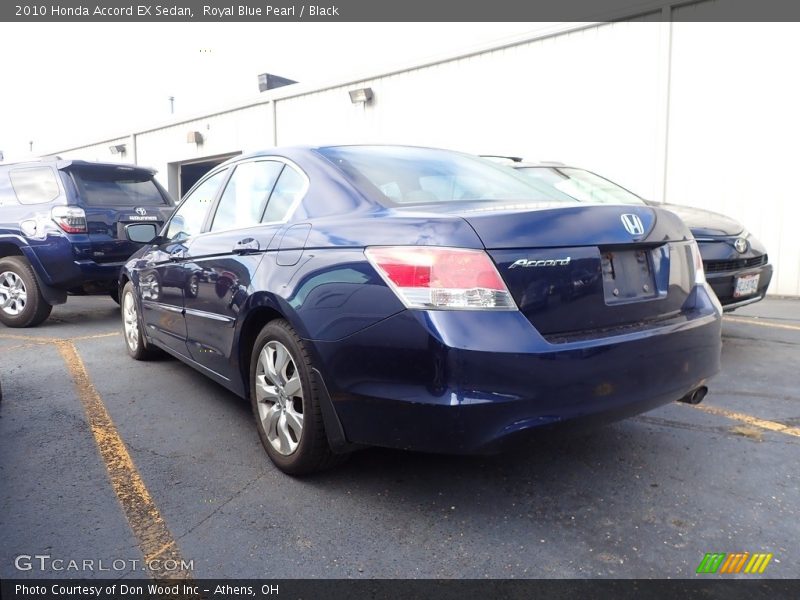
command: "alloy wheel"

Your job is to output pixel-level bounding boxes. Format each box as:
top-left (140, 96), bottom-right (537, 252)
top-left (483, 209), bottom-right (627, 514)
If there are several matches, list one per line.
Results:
top-left (123, 291), bottom-right (139, 352)
top-left (0, 271), bottom-right (27, 316)
top-left (254, 341), bottom-right (304, 455)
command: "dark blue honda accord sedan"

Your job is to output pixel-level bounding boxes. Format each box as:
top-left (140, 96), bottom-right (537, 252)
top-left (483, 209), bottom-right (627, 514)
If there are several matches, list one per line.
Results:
top-left (119, 145), bottom-right (722, 474)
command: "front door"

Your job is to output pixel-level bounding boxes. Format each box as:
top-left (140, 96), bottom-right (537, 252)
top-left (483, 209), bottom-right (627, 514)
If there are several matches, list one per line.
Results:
top-left (139, 168), bottom-right (230, 357)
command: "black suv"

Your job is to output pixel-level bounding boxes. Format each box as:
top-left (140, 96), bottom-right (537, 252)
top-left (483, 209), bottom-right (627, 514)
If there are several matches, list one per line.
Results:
top-left (0, 158), bottom-right (174, 327)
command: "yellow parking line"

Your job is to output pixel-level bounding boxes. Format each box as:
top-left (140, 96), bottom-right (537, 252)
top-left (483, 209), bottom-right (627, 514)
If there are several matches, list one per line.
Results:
top-left (686, 403), bottom-right (800, 438)
top-left (724, 316), bottom-right (800, 332)
top-left (55, 340), bottom-right (190, 579)
top-left (71, 331), bottom-right (120, 341)
top-left (0, 331), bottom-right (119, 342)
top-left (0, 342), bottom-right (49, 352)
top-left (0, 333), bottom-right (58, 343)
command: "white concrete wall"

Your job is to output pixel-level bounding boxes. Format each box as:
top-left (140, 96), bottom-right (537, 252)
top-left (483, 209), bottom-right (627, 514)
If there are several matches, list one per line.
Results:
top-left (56, 136), bottom-right (133, 164)
top-left (667, 20), bottom-right (800, 296)
top-left (134, 103), bottom-right (274, 183)
top-left (275, 19), bottom-right (668, 204)
top-left (47, 14), bottom-right (800, 296)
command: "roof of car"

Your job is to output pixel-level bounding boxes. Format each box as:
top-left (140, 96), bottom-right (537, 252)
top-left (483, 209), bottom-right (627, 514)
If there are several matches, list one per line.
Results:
top-left (0, 157), bottom-right (155, 174)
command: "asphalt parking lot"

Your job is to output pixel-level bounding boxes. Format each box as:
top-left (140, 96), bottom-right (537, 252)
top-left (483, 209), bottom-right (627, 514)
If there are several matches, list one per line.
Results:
top-left (0, 296), bottom-right (797, 579)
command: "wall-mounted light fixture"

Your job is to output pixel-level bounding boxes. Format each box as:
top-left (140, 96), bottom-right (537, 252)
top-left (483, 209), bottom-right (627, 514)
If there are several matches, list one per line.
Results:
top-left (186, 131), bottom-right (204, 145)
top-left (109, 144), bottom-right (127, 155)
top-left (258, 73), bottom-right (298, 92)
top-left (348, 87), bottom-right (374, 105)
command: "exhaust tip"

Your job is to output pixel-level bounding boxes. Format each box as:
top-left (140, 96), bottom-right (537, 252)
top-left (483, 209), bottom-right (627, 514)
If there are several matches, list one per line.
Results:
top-left (680, 386), bottom-right (708, 405)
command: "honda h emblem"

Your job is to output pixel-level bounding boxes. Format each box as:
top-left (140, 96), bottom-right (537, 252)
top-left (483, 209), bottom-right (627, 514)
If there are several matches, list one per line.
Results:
top-left (135, 207), bottom-right (147, 216)
top-left (621, 213), bottom-right (645, 236)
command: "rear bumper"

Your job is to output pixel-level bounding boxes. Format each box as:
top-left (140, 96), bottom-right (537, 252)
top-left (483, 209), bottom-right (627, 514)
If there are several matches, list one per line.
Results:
top-left (707, 263), bottom-right (773, 310)
top-left (311, 285), bottom-right (722, 454)
top-left (21, 234), bottom-right (127, 289)
top-left (71, 259), bottom-right (126, 287)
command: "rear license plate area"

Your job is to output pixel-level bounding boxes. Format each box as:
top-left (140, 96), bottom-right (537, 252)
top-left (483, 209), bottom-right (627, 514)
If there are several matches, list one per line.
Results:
top-left (116, 221), bottom-right (162, 239)
top-left (601, 249), bottom-right (657, 304)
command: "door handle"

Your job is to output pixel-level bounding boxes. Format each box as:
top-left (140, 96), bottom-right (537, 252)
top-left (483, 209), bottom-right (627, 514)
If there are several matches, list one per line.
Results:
top-left (233, 238), bottom-right (260, 255)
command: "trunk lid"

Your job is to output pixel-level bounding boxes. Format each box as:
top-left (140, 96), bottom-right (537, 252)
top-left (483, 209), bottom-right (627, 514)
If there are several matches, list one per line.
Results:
top-left (454, 203), bottom-right (698, 339)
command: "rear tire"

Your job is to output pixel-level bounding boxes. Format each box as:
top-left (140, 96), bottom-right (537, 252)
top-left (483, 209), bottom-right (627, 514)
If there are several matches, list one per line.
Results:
top-left (121, 281), bottom-right (159, 360)
top-left (250, 319), bottom-right (345, 475)
top-left (184, 274), bottom-right (199, 299)
top-left (0, 256), bottom-right (53, 328)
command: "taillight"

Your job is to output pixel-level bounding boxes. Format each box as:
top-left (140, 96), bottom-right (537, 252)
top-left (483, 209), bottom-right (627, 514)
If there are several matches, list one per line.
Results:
top-left (365, 246), bottom-right (516, 310)
top-left (689, 240), bottom-right (705, 284)
top-left (51, 206), bottom-right (87, 234)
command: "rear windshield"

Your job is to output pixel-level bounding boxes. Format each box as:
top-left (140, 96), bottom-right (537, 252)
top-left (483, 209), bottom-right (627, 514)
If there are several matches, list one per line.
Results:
top-left (317, 146), bottom-right (577, 206)
top-left (69, 166), bottom-right (168, 206)
top-left (515, 166), bottom-right (646, 206)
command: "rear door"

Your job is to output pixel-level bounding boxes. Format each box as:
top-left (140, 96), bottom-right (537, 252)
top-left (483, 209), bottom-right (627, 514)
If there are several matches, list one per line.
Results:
top-left (62, 164), bottom-right (174, 264)
top-left (182, 158), bottom-right (304, 381)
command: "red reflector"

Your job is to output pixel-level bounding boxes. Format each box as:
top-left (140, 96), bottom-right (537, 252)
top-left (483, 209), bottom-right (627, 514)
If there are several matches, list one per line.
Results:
top-left (57, 223), bottom-right (86, 234)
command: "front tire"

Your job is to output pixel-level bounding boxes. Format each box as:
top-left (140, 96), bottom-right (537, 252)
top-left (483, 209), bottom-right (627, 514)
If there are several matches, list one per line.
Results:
top-left (121, 281), bottom-right (159, 360)
top-left (250, 320), bottom-right (342, 475)
top-left (0, 256), bottom-right (52, 328)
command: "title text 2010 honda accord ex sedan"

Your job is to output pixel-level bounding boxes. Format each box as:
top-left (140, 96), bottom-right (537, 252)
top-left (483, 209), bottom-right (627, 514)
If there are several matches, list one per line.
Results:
top-left (119, 145), bottom-right (722, 474)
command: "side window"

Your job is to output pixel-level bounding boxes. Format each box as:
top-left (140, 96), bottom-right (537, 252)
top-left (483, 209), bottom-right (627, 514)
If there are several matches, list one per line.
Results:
top-left (0, 173), bottom-right (16, 207)
top-left (166, 170), bottom-right (227, 242)
top-left (262, 165), bottom-right (306, 223)
top-left (211, 161), bottom-right (283, 232)
top-left (9, 167), bottom-right (60, 205)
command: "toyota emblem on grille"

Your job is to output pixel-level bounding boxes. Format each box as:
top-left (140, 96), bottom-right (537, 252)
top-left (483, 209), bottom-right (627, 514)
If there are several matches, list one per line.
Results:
top-left (620, 213), bottom-right (645, 236)
top-left (734, 237), bottom-right (748, 253)
top-left (135, 207), bottom-right (147, 216)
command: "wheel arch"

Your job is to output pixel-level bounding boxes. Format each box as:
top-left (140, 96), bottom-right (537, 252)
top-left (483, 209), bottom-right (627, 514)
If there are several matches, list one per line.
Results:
top-left (0, 241), bottom-right (24, 258)
top-left (236, 297), bottom-right (353, 454)
top-left (0, 245), bottom-right (67, 306)
top-left (118, 271), bottom-right (131, 297)
top-left (237, 304), bottom-right (287, 400)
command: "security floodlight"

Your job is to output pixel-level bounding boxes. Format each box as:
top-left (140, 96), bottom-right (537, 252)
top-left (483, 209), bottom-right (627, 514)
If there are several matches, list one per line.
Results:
top-left (348, 88), bottom-right (374, 104)
top-left (109, 144), bottom-right (127, 155)
top-left (257, 73), bottom-right (297, 92)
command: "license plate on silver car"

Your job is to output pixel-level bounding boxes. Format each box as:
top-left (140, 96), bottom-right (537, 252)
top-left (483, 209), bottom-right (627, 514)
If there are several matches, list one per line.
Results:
top-left (733, 273), bottom-right (760, 298)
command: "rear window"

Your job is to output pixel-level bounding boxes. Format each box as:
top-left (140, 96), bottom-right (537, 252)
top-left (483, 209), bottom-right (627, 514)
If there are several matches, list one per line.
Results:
top-left (317, 146), bottom-right (576, 206)
top-left (70, 167), bottom-right (167, 207)
top-left (516, 167), bottom-right (646, 206)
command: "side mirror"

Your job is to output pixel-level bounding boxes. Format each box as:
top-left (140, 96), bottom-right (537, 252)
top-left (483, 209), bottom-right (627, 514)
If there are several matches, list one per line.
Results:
top-left (125, 223), bottom-right (159, 244)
